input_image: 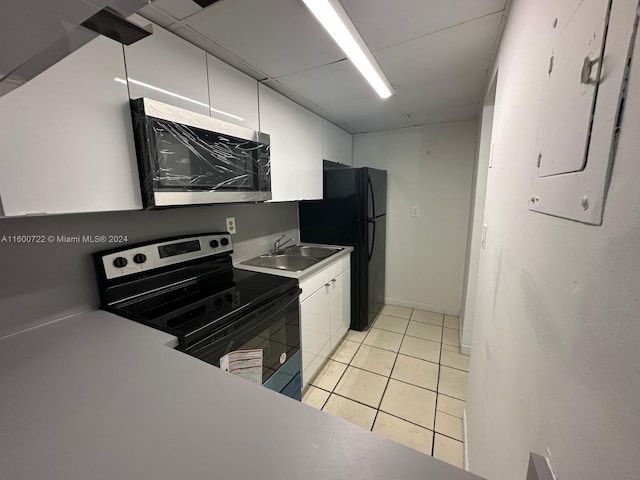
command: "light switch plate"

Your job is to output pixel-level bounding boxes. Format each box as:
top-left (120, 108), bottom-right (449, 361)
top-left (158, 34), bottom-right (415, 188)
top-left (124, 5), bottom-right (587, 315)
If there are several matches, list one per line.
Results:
top-left (411, 206), bottom-right (420, 217)
top-left (226, 216), bottom-right (237, 235)
top-left (481, 224), bottom-right (488, 249)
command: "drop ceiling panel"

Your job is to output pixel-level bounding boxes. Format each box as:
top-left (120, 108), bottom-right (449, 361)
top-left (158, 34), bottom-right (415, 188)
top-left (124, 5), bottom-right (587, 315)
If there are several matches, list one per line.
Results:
top-left (409, 103), bottom-right (478, 126)
top-left (152, 0), bottom-right (202, 20)
top-left (342, 0), bottom-right (506, 50)
top-left (186, 0), bottom-right (345, 78)
top-left (322, 96), bottom-right (410, 132)
top-left (275, 60), bottom-right (373, 106)
top-left (375, 13), bottom-right (503, 88)
top-left (351, 115), bottom-right (414, 133)
top-left (394, 71), bottom-right (487, 113)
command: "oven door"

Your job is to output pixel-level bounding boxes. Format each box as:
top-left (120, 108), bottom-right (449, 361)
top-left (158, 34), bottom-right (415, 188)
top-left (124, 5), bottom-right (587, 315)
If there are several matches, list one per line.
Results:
top-left (181, 288), bottom-right (302, 400)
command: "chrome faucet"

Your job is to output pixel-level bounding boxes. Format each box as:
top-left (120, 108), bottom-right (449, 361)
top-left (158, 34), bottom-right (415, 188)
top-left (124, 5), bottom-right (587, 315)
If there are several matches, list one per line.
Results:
top-left (272, 234), bottom-right (294, 255)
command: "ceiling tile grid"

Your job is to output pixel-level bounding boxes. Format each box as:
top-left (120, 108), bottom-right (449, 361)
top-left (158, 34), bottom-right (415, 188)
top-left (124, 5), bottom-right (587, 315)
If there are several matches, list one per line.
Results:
top-left (138, 0), bottom-right (507, 133)
top-left (186, 0), bottom-right (346, 78)
top-left (373, 13), bottom-right (504, 88)
top-left (275, 60), bottom-right (372, 107)
top-left (409, 103), bottom-right (479, 126)
top-left (341, 0), bottom-right (506, 50)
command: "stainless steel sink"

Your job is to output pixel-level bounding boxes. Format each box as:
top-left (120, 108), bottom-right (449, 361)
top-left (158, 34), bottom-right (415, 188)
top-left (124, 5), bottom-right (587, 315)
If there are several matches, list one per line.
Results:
top-left (284, 245), bottom-right (342, 258)
top-left (240, 245), bottom-right (343, 272)
top-left (241, 255), bottom-right (319, 271)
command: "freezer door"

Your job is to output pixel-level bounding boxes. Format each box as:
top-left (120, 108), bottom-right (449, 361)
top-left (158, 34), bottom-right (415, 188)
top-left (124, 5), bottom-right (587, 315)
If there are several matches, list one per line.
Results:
top-left (365, 168), bottom-right (387, 218)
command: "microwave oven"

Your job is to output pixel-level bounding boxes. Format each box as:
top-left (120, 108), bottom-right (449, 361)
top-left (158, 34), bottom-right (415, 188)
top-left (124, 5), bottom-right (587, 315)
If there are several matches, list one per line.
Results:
top-left (130, 98), bottom-right (271, 208)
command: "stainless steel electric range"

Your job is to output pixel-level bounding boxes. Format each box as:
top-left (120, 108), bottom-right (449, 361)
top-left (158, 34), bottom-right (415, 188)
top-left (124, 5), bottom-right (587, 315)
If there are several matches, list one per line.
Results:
top-left (93, 232), bottom-right (302, 400)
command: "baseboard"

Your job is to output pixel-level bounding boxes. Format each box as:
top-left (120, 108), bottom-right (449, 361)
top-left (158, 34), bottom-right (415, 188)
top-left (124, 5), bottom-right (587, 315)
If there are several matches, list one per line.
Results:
top-left (383, 297), bottom-right (460, 317)
top-left (463, 408), bottom-right (469, 471)
top-left (460, 343), bottom-right (472, 356)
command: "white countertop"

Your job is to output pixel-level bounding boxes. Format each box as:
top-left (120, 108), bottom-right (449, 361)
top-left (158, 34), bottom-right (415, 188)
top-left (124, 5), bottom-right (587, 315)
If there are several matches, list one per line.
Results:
top-left (233, 243), bottom-right (354, 279)
top-left (0, 310), bottom-right (483, 480)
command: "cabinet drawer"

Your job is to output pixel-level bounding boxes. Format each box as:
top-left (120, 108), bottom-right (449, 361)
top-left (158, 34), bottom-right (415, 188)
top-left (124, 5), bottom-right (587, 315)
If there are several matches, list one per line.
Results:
top-left (300, 263), bottom-right (337, 301)
top-left (333, 255), bottom-right (351, 276)
top-left (299, 253), bottom-right (351, 302)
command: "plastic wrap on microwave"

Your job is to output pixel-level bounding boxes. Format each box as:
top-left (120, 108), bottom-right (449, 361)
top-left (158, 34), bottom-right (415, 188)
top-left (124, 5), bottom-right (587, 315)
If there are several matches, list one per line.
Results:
top-left (130, 98), bottom-right (271, 208)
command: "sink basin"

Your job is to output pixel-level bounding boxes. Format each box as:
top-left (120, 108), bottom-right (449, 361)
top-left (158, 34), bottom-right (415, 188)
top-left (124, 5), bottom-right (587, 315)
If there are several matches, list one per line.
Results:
top-left (240, 245), bottom-right (343, 272)
top-left (241, 255), bottom-right (319, 272)
top-left (284, 245), bottom-right (342, 258)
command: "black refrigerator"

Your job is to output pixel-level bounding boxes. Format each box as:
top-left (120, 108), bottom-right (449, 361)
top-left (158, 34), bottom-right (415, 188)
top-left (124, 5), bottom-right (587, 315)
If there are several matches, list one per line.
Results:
top-left (299, 161), bottom-right (387, 331)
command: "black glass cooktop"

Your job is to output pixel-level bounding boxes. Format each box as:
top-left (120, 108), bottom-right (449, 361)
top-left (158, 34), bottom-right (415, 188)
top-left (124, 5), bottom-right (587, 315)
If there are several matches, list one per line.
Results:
top-left (109, 267), bottom-right (297, 345)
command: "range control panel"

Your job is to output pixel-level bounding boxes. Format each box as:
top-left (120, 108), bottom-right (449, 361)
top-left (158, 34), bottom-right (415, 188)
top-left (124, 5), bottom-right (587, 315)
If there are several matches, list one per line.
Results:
top-left (100, 233), bottom-right (232, 280)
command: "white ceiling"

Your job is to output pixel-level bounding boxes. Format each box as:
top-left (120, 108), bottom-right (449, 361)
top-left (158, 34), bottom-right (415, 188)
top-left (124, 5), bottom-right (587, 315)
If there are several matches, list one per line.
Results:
top-left (138, 0), bottom-right (507, 133)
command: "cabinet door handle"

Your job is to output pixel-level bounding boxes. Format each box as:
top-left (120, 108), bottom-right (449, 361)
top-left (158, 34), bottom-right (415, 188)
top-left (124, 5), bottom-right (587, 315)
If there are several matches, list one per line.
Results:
top-left (581, 56), bottom-right (601, 85)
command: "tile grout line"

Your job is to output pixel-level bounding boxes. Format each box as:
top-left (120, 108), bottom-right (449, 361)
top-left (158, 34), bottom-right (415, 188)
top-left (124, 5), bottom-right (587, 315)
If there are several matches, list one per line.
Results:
top-left (314, 332), bottom-right (467, 393)
top-left (431, 313), bottom-right (446, 456)
top-left (368, 308), bottom-right (412, 432)
top-left (312, 309), bottom-right (467, 455)
top-left (320, 309), bottom-right (384, 413)
top-left (313, 383), bottom-right (463, 442)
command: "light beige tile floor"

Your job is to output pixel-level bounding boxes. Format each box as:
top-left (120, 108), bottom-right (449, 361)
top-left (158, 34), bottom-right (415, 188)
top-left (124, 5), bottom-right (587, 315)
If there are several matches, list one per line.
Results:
top-left (303, 306), bottom-right (470, 470)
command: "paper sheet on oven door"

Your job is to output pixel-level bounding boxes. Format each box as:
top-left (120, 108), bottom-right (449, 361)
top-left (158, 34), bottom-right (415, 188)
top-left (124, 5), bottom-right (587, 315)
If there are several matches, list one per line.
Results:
top-left (219, 349), bottom-right (263, 384)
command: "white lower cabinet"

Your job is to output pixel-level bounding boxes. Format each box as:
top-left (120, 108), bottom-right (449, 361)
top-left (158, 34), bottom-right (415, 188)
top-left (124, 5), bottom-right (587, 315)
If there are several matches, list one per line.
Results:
top-left (330, 270), bottom-right (350, 348)
top-left (300, 283), bottom-right (332, 389)
top-left (300, 255), bottom-right (351, 389)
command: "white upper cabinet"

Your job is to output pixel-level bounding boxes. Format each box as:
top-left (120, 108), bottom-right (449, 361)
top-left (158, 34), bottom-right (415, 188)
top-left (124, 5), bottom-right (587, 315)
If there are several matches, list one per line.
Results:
top-left (296, 107), bottom-right (323, 200)
top-left (322, 120), bottom-right (353, 166)
top-left (0, 36), bottom-right (142, 217)
top-left (207, 54), bottom-right (259, 131)
top-left (258, 84), bottom-right (322, 202)
top-left (124, 21), bottom-right (209, 115)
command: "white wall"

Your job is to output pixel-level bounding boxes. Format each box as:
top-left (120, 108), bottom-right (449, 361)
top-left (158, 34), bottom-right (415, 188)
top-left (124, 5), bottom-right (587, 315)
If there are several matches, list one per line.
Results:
top-left (460, 98), bottom-right (495, 354)
top-left (353, 120), bottom-right (477, 315)
top-left (466, 0), bottom-right (640, 479)
top-left (0, 202), bottom-right (298, 339)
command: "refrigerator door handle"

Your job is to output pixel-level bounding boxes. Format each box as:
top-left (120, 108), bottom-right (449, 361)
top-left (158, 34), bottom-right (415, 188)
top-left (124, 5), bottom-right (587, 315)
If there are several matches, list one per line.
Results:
top-left (368, 219), bottom-right (376, 262)
top-left (367, 176), bottom-right (376, 220)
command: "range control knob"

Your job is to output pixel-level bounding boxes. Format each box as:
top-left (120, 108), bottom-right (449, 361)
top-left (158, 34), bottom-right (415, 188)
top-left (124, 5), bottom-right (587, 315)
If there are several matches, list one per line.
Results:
top-left (133, 253), bottom-right (147, 264)
top-left (220, 238), bottom-right (230, 246)
top-left (224, 293), bottom-right (233, 302)
top-left (209, 239), bottom-right (219, 248)
top-left (214, 298), bottom-right (224, 307)
top-left (113, 256), bottom-right (128, 268)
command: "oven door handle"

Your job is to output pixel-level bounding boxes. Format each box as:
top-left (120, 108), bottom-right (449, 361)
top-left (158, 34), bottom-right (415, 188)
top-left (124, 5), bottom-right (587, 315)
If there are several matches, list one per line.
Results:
top-left (183, 287), bottom-right (301, 354)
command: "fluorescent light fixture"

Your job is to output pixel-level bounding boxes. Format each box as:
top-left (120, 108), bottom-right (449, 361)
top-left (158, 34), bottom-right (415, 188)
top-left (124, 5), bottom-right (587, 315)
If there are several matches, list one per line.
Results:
top-left (114, 77), bottom-right (245, 122)
top-left (301, 0), bottom-right (393, 99)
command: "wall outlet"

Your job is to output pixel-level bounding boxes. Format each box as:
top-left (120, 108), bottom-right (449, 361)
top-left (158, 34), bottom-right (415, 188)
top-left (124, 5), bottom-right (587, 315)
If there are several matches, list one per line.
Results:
top-left (226, 216), bottom-right (237, 235)
top-left (411, 205), bottom-right (420, 217)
